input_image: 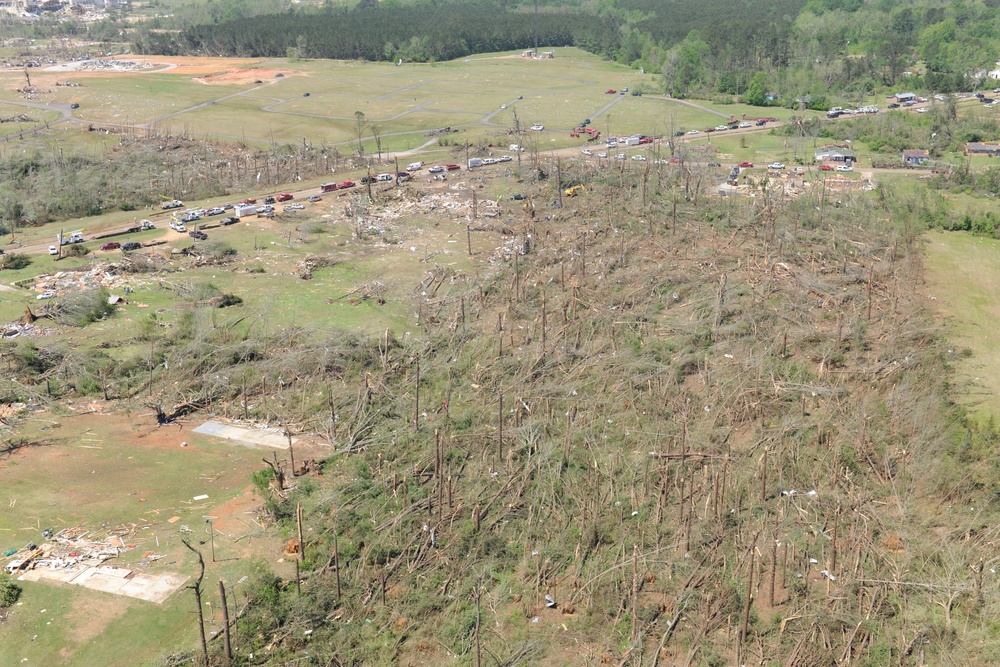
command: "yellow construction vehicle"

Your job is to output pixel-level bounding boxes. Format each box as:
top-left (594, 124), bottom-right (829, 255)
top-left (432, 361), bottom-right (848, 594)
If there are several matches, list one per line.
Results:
top-left (564, 184), bottom-right (587, 197)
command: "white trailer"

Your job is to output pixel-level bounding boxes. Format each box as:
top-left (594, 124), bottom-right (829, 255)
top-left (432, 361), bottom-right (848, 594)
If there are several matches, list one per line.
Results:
top-left (234, 204), bottom-right (257, 218)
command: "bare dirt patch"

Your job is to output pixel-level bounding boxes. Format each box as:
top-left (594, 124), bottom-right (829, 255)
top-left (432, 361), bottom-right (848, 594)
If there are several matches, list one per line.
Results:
top-left (62, 594), bottom-right (131, 651)
top-left (193, 67), bottom-right (294, 85)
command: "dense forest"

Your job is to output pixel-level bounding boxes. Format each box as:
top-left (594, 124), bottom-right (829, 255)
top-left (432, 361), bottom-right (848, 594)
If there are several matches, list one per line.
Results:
top-left (129, 0), bottom-right (1000, 108)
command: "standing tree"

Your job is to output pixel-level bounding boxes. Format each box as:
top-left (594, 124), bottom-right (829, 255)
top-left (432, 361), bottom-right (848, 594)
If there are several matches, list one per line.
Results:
top-left (354, 111), bottom-right (368, 157)
top-left (371, 123), bottom-right (384, 163)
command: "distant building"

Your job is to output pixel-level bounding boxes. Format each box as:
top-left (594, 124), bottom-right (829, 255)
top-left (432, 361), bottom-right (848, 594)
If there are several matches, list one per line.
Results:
top-left (902, 149), bottom-right (930, 165)
top-left (966, 142), bottom-right (1000, 156)
top-left (887, 92), bottom-right (916, 104)
top-left (815, 144), bottom-right (856, 164)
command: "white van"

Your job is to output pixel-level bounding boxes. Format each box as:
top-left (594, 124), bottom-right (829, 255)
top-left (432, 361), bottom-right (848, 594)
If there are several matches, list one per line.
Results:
top-left (377, 173), bottom-right (394, 182)
top-left (406, 161), bottom-right (424, 172)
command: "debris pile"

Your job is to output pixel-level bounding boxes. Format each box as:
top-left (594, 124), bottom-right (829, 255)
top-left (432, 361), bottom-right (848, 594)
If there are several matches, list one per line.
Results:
top-left (31, 262), bottom-right (148, 297)
top-left (3, 526), bottom-right (147, 576)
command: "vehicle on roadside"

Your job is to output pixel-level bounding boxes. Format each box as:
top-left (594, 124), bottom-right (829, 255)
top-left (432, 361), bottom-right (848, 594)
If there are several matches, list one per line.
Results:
top-left (238, 198), bottom-right (256, 205)
top-left (189, 230), bottom-right (208, 240)
top-left (428, 166), bottom-right (444, 173)
top-left (446, 164), bottom-right (461, 171)
top-left (755, 119), bottom-right (767, 126)
top-left (285, 203), bottom-right (305, 211)
top-left (499, 155), bottom-right (513, 162)
top-left (396, 172), bottom-right (411, 182)
top-left (377, 173), bottom-right (394, 182)
top-left (739, 122), bottom-right (752, 128)
top-left (276, 193), bottom-right (293, 202)
top-left (70, 102), bottom-right (79, 109)
top-left (686, 129), bottom-right (699, 135)
top-left (207, 207), bottom-right (226, 216)
top-left (605, 89), bottom-right (616, 94)
top-left (581, 149), bottom-right (593, 156)
top-left (122, 242), bottom-right (142, 251)
top-left (161, 199), bottom-right (183, 210)
top-left (597, 152), bottom-right (608, 158)
top-left (615, 153), bottom-right (626, 160)
top-left (308, 195), bottom-right (323, 202)
top-left (511, 194), bottom-right (527, 200)
top-left (820, 163), bottom-right (834, 171)
top-left (530, 124), bottom-right (544, 131)
top-left (768, 162), bottom-right (785, 169)
top-left (180, 213), bottom-right (200, 223)
top-left (631, 155), bottom-right (647, 161)
top-left (48, 245), bottom-right (58, 255)
top-left (836, 164), bottom-right (853, 172)
top-left (739, 162), bottom-right (754, 168)
top-left (708, 161), bottom-right (721, 167)
top-left (101, 242), bottom-right (121, 251)
top-left (263, 196), bottom-right (276, 204)
top-left (36, 291), bottom-right (55, 300)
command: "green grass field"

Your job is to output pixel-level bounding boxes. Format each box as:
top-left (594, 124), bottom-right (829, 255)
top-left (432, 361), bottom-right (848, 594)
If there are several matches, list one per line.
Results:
top-left (924, 230), bottom-right (1000, 421)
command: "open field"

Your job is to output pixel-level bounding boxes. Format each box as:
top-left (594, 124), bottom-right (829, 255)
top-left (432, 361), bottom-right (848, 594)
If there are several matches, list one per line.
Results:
top-left (0, 409), bottom-right (313, 667)
top-left (924, 230), bottom-right (1000, 420)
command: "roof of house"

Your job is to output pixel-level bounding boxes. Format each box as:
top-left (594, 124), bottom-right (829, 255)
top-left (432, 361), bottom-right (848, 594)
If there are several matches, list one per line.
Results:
top-left (902, 149), bottom-right (929, 158)
top-left (815, 147), bottom-right (856, 157)
top-left (967, 142), bottom-right (1000, 152)
top-left (893, 92), bottom-right (916, 99)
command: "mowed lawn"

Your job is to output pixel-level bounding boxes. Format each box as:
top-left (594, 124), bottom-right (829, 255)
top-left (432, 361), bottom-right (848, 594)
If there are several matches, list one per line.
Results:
top-left (924, 230), bottom-right (1000, 420)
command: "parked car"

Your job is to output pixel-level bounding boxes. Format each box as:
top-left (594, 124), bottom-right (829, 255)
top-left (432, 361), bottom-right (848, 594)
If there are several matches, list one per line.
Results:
top-left (446, 164), bottom-right (461, 171)
top-left (631, 155), bottom-right (647, 161)
top-left (36, 291), bottom-right (55, 300)
top-left (820, 163), bottom-right (834, 171)
top-left (605, 89), bottom-right (617, 94)
top-left (189, 230), bottom-right (208, 240)
top-left (768, 162), bottom-right (785, 169)
top-left (100, 242), bottom-right (121, 251)
top-left (284, 203), bottom-right (305, 210)
top-left (581, 149), bottom-right (593, 156)
top-left (530, 124), bottom-right (544, 131)
top-left (70, 102), bottom-right (79, 109)
top-left (180, 213), bottom-right (200, 223)
top-left (707, 161), bottom-right (721, 167)
top-left (220, 217), bottom-right (239, 226)
top-left (263, 196), bottom-right (276, 204)
top-left (739, 162), bottom-right (754, 168)
top-left (207, 207), bottom-right (226, 216)
top-left (686, 129), bottom-right (700, 135)
top-left (276, 193), bottom-right (293, 202)
top-left (122, 242), bottom-right (142, 251)
top-left (258, 205), bottom-right (275, 214)
top-left (499, 155), bottom-right (513, 162)
top-left (238, 198), bottom-right (256, 205)
top-left (739, 122), bottom-right (752, 128)
top-left (428, 166), bottom-right (445, 173)
top-left (308, 195), bottom-right (323, 202)
top-left (511, 194), bottom-right (527, 200)
top-left (597, 152), bottom-right (608, 158)
top-left (836, 164), bottom-right (853, 172)
top-left (48, 245), bottom-right (58, 255)
top-left (755, 120), bottom-right (767, 126)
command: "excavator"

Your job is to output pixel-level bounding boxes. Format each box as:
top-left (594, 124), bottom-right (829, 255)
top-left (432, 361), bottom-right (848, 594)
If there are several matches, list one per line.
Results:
top-left (564, 184), bottom-right (587, 197)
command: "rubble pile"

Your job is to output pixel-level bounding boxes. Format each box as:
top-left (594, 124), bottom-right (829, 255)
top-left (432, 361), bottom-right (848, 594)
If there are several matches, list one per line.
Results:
top-left (0, 321), bottom-right (53, 338)
top-left (73, 58), bottom-right (157, 73)
top-left (32, 262), bottom-right (148, 296)
top-left (3, 525), bottom-right (149, 576)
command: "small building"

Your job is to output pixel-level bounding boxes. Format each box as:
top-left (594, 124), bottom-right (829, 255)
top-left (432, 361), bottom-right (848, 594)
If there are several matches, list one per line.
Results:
top-left (887, 92), bottom-right (916, 104)
top-left (815, 145), bottom-right (856, 164)
top-left (966, 142), bottom-right (1000, 156)
top-left (902, 149), bottom-right (930, 166)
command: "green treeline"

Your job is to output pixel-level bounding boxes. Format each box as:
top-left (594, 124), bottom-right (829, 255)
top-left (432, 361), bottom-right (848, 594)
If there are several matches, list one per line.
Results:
top-left (131, 3), bottom-right (620, 63)
top-left (131, 0), bottom-right (1000, 108)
